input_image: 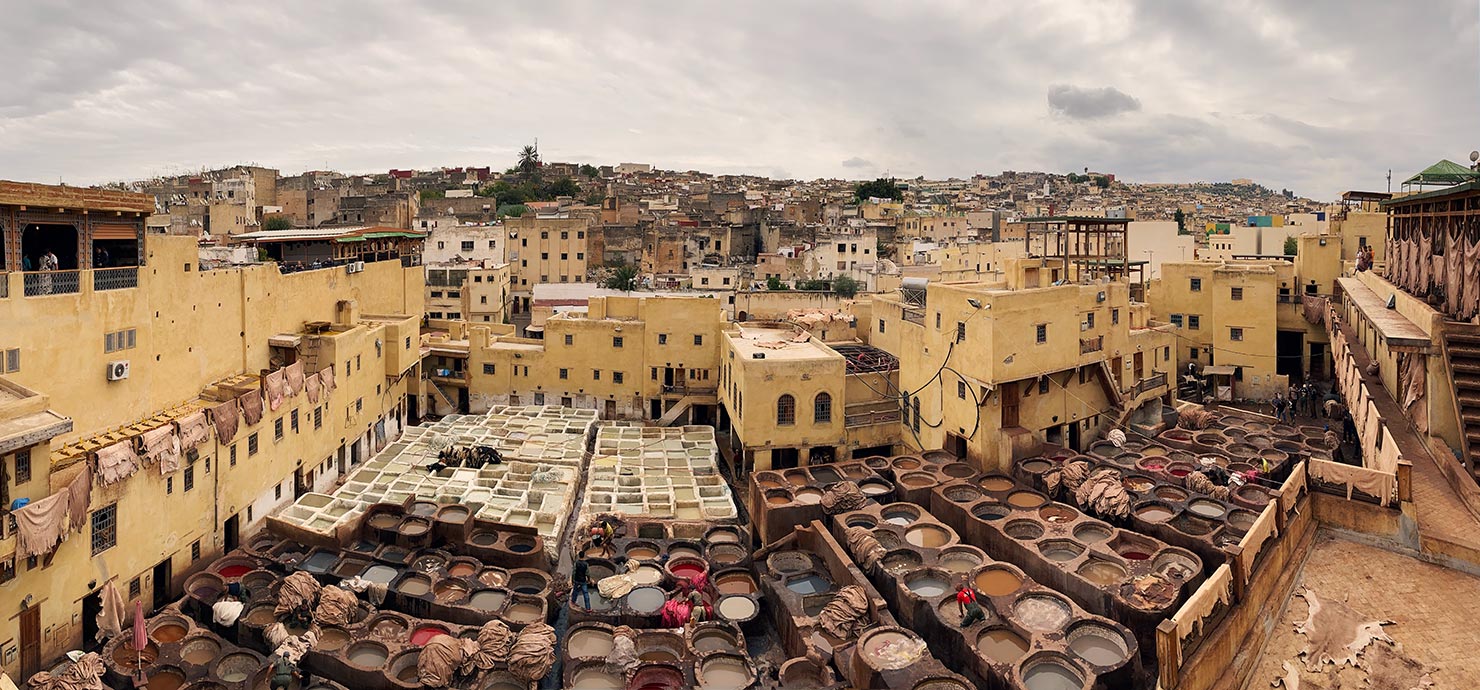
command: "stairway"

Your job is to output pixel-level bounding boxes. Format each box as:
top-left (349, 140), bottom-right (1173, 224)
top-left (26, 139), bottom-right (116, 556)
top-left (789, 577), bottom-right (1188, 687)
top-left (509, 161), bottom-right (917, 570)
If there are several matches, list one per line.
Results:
top-left (655, 394), bottom-right (717, 427)
top-left (427, 380), bottom-right (457, 414)
top-left (1445, 331), bottom-right (1480, 480)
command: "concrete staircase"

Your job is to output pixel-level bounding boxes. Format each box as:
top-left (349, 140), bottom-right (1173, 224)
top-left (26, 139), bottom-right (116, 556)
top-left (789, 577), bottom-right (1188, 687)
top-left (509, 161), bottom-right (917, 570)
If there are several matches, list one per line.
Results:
top-left (655, 394), bottom-right (717, 427)
top-left (1448, 331), bottom-right (1480, 481)
top-left (427, 380), bottom-right (457, 414)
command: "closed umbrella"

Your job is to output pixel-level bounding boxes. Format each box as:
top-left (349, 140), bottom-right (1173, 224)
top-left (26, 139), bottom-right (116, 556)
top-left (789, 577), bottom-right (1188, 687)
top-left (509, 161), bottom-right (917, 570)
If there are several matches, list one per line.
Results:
top-left (132, 600), bottom-right (147, 680)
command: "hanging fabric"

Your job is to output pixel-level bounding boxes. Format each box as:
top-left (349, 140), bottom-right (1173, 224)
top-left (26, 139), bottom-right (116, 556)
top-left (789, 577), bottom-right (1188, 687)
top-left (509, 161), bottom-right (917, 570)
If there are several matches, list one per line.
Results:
top-left (285, 360), bottom-right (306, 397)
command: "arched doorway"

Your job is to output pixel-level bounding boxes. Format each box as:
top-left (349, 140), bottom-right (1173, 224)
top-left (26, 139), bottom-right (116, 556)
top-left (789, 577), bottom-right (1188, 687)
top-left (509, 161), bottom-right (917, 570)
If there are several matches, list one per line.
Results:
top-left (21, 223), bottom-right (79, 270)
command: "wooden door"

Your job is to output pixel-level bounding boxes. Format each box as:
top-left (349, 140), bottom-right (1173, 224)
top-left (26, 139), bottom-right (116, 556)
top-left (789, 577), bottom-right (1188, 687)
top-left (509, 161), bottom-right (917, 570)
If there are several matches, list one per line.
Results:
top-left (20, 605), bottom-right (40, 679)
top-left (1001, 382), bottom-right (1020, 429)
top-left (1133, 351), bottom-right (1144, 380)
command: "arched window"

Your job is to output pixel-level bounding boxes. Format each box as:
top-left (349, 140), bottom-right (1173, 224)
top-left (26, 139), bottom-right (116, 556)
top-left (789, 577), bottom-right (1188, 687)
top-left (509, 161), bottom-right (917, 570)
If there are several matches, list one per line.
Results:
top-left (777, 394), bottom-right (796, 426)
top-left (814, 392), bottom-right (832, 423)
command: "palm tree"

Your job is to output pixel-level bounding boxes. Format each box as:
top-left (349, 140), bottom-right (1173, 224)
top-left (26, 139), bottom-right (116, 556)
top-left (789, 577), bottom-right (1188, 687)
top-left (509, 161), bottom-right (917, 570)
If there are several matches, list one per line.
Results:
top-left (517, 144), bottom-right (541, 177)
top-left (604, 265), bottom-right (638, 292)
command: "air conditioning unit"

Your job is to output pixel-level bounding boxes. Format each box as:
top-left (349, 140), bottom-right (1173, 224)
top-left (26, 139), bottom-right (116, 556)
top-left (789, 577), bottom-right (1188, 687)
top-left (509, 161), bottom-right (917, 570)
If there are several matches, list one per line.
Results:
top-left (107, 360), bottom-right (130, 381)
top-left (1080, 322), bottom-right (1090, 331)
top-left (354, 261), bottom-right (366, 272)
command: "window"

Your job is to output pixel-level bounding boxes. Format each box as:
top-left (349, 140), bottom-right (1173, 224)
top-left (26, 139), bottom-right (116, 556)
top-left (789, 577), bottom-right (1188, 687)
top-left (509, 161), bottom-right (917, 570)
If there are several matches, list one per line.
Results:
top-left (230, 445), bottom-right (238, 466)
top-left (313, 407), bottom-right (322, 430)
top-left (693, 335), bottom-right (703, 346)
top-left (275, 483), bottom-right (282, 500)
top-left (166, 476), bottom-right (173, 494)
top-left (274, 418), bottom-right (284, 441)
top-left (184, 463), bottom-right (195, 492)
top-left (290, 409), bottom-right (299, 433)
top-left (878, 319), bottom-right (886, 333)
top-left (2, 348), bottom-right (17, 373)
top-left (658, 334), bottom-right (668, 345)
top-left (956, 322), bottom-right (966, 342)
top-left (957, 380), bottom-right (967, 399)
top-left (1039, 377), bottom-right (1050, 394)
top-left (814, 393), bottom-right (832, 422)
top-left (248, 433), bottom-right (259, 456)
top-left (191, 540), bottom-right (201, 562)
top-left (483, 363), bottom-right (495, 375)
top-left (91, 504), bottom-right (117, 555)
top-left (489, 240), bottom-right (497, 249)
top-left (431, 291), bottom-right (443, 298)
top-left (651, 368), bottom-right (658, 380)
top-left (561, 396), bottom-right (572, 406)
top-left (701, 277), bottom-right (710, 286)
top-left (541, 252), bottom-right (549, 260)
top-left (356, 355), bottom-right (361, 371)
top-left (1084, 312), bottom-right (1095, 328)
top-left (561, 231), bottom-right (569, 240)
top-left (1111, 308), bottom-right (1120, 325)
top-left (15, 449), bottom-right (31, 484)
top-left (1188, 315), bottom-right (1201, 330)
top-left (461, 241), bottom-right (475, 251)
top-left (578, 231), bottom-right (585, 239)
top-left (1234, 366), bottom-right (1245, 381)
top-left (777, 395), bottom-right (796, 425)
top-left (1170, 314), bottom-right (1184, 328)
top-left (1230, 327), bottom-right (1244, 341)
top-left (1190, 277), bottom-right (1202, 292)
top-left (560, 253), bottom-right (568, 260)
top-left (129, 577), bottom-right (141, 599)
top-left (1190, 347), bottom-right (1199, 360)
top-left (534, 393), bottom-right (546, 405)
top-left (1231, 287), bottom-right (1244, 301)
top-left (104, 328), bottom-right (137, 354)
top-left (355, 398), bottom-right (363, 413)
top-left (541, 231), bottom-right (548, 239)
top-left (613, 372), bottom-right (624, 384)
top-left (1163, 346), bottom-right (1170, 360)
top-left (593, 370), bottom-right (601, 381)
top-left (613, 336), bottom-right (623, 348)
top-left (559, 368), bottom-right (569, 380)
top-left (911, 396), bottom-right (921, 432)
top-left (565, 334), bottom-right (574, 346)
top-left (1035, 324), bottom-right (1047, 344)
top-left (448, 291), bottom-right (460, 298)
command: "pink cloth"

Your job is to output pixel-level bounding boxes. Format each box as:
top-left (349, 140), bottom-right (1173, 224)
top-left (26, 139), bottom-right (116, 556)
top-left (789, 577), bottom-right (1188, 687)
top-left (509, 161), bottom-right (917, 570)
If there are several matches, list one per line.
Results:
top-left (142, 425), bottom-right (181, 475)
top-left (67, 464), bottom-right (91, 533)
top-left (176, 411), bottom-right (210, 450)
top-left (14, 491), bottom-right (69, 558)
top-left (240, 390), bottom-right (264, 425)
top-left (211, 400), bottom-right (240, 442)
top-left (96, 441), bottom-right (140, 485)
top-left (320, 365), bottom-right (336, 393)
top-left (305, 372), bottom-right (322, 404)
top-left (263, 369), bottom-right (287, 411)
top-left (285, 360), bottom-right (306, 397)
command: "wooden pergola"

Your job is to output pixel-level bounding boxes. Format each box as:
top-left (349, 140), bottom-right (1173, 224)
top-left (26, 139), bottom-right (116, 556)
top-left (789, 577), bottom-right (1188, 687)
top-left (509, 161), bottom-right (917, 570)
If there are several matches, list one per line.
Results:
top-left (1022, 216), bottom-right (1132, 284)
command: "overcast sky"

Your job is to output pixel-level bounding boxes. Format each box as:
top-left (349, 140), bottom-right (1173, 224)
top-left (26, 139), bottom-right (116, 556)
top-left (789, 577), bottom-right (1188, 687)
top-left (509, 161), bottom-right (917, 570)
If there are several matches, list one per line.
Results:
top-left (1, 1), bottom-right (1476, 199)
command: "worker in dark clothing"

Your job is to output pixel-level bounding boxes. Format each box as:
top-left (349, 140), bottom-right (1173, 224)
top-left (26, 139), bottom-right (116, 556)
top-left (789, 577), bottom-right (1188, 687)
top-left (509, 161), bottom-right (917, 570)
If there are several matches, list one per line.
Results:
top-left (956, 583), bottom-right (987, 627)
top-left (570, 558), bottom-right (591, 610)
top-left (269, 654), bottom-right (298, 690)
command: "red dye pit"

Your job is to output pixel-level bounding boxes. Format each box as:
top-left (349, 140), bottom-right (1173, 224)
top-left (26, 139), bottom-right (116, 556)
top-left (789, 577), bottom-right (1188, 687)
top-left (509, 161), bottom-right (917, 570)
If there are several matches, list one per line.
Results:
top-left (671, 564), bottom-right (705, 580)
top-left (409, 625), bottom-right (449, 646)
top-left (218, 565), bottom-right (252, 578)
top-left (1121, 552), bottom-right (1150, 560)
top-left (1168, 469), bottom-right (1189, 477)
top-left (1144, 463), bottom-right (1164, 471)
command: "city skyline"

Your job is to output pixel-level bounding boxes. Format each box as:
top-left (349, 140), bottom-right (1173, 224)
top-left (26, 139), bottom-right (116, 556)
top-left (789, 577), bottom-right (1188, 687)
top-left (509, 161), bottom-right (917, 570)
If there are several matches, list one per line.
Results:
top-left (1, 1), bottom-right (1477, 198)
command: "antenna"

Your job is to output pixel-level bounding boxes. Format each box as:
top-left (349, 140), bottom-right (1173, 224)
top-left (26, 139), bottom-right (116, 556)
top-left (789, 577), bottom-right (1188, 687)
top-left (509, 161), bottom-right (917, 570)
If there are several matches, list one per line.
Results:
top-left (1470, 150), bottom-right (1479, 162)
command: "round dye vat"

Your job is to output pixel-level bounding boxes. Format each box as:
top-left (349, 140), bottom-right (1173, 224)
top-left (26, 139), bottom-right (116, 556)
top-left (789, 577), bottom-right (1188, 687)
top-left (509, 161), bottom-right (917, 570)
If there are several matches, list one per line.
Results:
top-left (447, 560), bottom-right (479, 578)
top-left (859, 629), bottom-right (923, 671)
top-left (765, 492), bottom-right (793, 506)
top-left (179, 636), bottom-right (221, 665)
top-left (111, 641), bottom-right (158, 670)
top-left (147, 668), bottom-right (186, 690)
top-left (714, 572), bottom-right (756, 595)
top-left (1077, 559), bottom-right (1128, 586)
top-left (469, 531), bottom-right (499, 547)
top-left (975, 568), bottom-right (1022, 597)
top-left (785, 471), bottom-right (810, 486)
top-left (567, 628), bottom-right (614, 658)
top-left (907, 574), bottom-right (949, 598)
top-left (1012, 595), bottom-right (1071, 632)
top-left (505, 535), bottom-right (538, 553)
top-left (706, 527), bottom-right (741, 544)
top-left (1227, 509), bottom-right (1257, 532)
top-left (1005, 520), bottom-right (1045, 541)
top-left (977, 628), bottom-right (1029, 664)
top-left (668, 561), bottom-right (707, 582)
top-left (410, 625), bottom-right (449, 646)
top-left (368, 513), bottom-right (399, 529)
top-left (944, 485), bottom-right (983, 503)
top-left (1007, 491), bottom-right (1048, 509)
top-left (794, 488), bottom-right (824, 504)
top-left (942, 462), bottom-right (976, 478)
top-left (242, 604), bottom-right (276, 627)
top-left (627, 586), bottom-right (667, 614)
top-left (1021, 661), bottom-right (1086, 690)
top-left (630, 565), bottom-right (664, 586)
top-left (692, 628), bottom-right (738, 653)
top-left (216, 564), bottom-right (252, 578)
top-left (396, 575), bottom-right (432, 597)
top-left (1067, 624), bottom-right (1130, 667)
top-left (893, 457), bottom-right (922, 470)
top-left (1039, 540), bottom-right (1085, 563)
top-left (883, 505), bottom-right (920, 525)
top-left (317, 627), bottom-right (351, 652)
top-left (668, 545), bottom-right (703, 560)
top-left (1155, 486), bottom-right (1189, 502)
top-left (398, 516), bottom-right (431, 537)
top-left (1153, 551), bottom-right (1201, 580)
top-left (899, 472), bottom-right (935, 488)
top-left (717, 595), bottom-right (758, 621)
top-left (214, 652), bottom-right (258, 683)
top-left (1072, 523), bottom-right (1111, 543)
top-left (881, 551), bottom-right (923, 575)
top-left (859, 480), bottom-right (892, 496)
top-left (626, 543), bottom-right (660, 560)
top-left (699, 655), bottom-right (752, 689)
top-left (504, 601), bottom-right (542, 624)
top-left (571, 666), bottom-right (623, 689)
top-left (630, 666), bottom-right (686, 690)
top-left (1020, 458), bottom-right (1052, 474)
top-left (1135, 504), bottom-right (1175, 522)
top-left (939, 549), bottom-right (983, 574)
top-left (470, 589), bottom-right (508, 612)
top-left (151, 621), bottom-right (188, 643)
top-left (973, 503), bottom-right (1010, 521)
top-left (980, 476), bottom-right (1015, 492)
top-left (905, 524), bottom-right (950, 548)
top-left (1039, 505), bottom-right (1078, 523)
top-left (434, 581), bottom-right (468, 603)
top-left (1122, 476), bottom-right (1155, 493)
top-left (708, 544), bottom-right (746, 566)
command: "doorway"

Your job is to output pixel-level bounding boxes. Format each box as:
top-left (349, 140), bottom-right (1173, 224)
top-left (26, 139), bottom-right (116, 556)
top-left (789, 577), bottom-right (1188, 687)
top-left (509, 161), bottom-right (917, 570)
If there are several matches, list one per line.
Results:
top-left (82, 588), bottom-right (103, 652)
top-left (224, 514), bottom-right (240, 553)
top-left (1309, 342), bottom-right (1326, 381)
top-left (1133, 351), bottom-right (1144, 380)
top-left (944, 432), bottom-right (968, 460)
top-left (152, 558), bottom-right (172, 611)
top-left (772, 448), bottom-right (800, 470)
top-left (1001, 382), bottom-right (1020, 429)
top-left (604, 399), bottom-right (616, 419)
top-left (21, 223), bottom-right (79, 269)
top-left (650, 399), bottom-right (662, 420)
top-left (1276, 330), bottom-right (1305, 383)
top-left (457, 387), bottom-right (470, 414)
top-left (20, 605), bottom-right (40, 679)
top-left (1068, 420), bottom-right (1082, 451)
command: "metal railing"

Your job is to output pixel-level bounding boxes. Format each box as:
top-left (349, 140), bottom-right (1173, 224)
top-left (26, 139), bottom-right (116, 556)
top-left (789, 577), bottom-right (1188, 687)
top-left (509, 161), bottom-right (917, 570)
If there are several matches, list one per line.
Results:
top-left (846, 409), bottom-right (902, 428)
top-left (93, 266), bottom-right (138, 291)
top-left (1135, 371), bottom-right (1168, 395)
top-left (23, 270), bottom-right (80, 297)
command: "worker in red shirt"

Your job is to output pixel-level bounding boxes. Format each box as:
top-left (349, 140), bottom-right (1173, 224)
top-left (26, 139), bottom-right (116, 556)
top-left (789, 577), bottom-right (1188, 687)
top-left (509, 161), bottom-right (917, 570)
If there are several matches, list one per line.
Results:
top-left (956, 582), bottom-right (986, 626)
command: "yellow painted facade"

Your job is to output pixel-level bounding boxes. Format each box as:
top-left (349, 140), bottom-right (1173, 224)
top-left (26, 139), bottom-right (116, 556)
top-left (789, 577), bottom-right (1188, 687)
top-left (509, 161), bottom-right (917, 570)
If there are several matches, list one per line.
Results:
top-left (718, 325), bottom-right (849, 470)
top-left (0, 233), bottom-right (422, 678)
top-left (426, 263), bottom-right (511, 324)
top-left (505, 217), bottom-right (592, 304)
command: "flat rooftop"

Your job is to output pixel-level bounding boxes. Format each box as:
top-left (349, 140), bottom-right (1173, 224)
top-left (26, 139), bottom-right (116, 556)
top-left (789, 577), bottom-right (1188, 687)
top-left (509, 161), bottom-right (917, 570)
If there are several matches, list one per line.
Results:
top-left (727, 325), bottom-right (840, 361)
top-left (1337, 276), bottom-right (1430, 348)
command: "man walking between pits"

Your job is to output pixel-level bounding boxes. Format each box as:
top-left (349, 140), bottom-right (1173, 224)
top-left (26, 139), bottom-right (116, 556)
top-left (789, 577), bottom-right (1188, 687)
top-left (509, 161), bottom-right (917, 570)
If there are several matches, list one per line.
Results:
top-left (956, 582), bottom-right (986, 626)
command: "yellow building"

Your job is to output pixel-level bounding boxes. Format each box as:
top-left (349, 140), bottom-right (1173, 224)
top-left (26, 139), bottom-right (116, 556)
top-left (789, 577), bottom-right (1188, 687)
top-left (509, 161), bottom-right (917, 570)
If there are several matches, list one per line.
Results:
top-left (0, 184), bottom-right (423, 679)
top-left (718, 324), bottom-right (849, 471)
top-left (425, 262), bottom-right (511, 325)
top-left (505, 216), bottom-right (593, 311)
top-left (869, 257), bottom-right (1176, 470)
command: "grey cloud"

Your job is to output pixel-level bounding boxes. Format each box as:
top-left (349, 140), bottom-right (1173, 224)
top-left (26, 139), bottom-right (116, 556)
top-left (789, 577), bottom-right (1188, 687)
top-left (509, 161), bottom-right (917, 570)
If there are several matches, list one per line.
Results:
top-left (841, 157), bottom-right (873, 169)
top-left (1046, 85), bottom-right (1142, 119)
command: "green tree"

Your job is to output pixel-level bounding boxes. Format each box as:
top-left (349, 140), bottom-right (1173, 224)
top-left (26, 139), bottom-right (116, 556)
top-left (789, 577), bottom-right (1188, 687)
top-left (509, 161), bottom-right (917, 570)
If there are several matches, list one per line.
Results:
top-left (516, 143), bottom-right (541, 178)
top-left (766, 276), bottom-right (789, 291)
top-left (418, 189), bottom-right (445, 202)
top-left (585, 191), bottom-right (606, 206)
top-left (497, 204), bottom-right (527, 218)
top-left (548, 177), bottom-right (580, 197)
top-left (854, 178), bottom-right (903, 202)
top-left (580, 164), bottom-right (599, 178)
top-left (1094, 176), bottom-right (1110, 188)
top-left (1173, 208), bottom-right (1187, 235)
top-left (833, 275), bottom-right (861, 298)
top-left (797, 279), bottom-right (828, 291)
top-left (1284, 236), bottom-right (1298, 256)
top-left (604, 264), bottom-right (638, 291)
top-left (261, 216), bottom-right (294, 231)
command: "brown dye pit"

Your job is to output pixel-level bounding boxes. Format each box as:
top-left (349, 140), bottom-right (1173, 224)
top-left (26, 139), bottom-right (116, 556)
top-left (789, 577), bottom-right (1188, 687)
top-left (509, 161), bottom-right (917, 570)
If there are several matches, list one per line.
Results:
top-left (975, 568), bottom-right (1022, 597)
top-left (505, 602), bottom-right (542, 623)
top-left (668, 545), bottom-right (703, 560)
top-left (180, 637), bottom-right (221, 665)
top-left (766, 494), bottom-right (792, 505)
top-left (1022, 657), bottom-right (1085, 690)
top-left (479, 568), bottom-right (508, 587)
top-left (1136, 505), bottom-right (1175, 522)
top-left (692, 629), bottom-right (739, 653)
top-left (1123, 477), bottom-right (1155, 493)
top-left (1072, 523), bottom-right (1111, 543)
top-left (568, 628), bottom-right (615, 657)
top-left (368, 513), bottom-right (399, 529)
top-left (715, 573), bottom-right (757, 595)
top-left (626, 545), bottom-right (660, 560)
top-left (977, 628), bottom-right (1030, 664)
top-left (980, 476), bottom-right (1015, 492)
top-left (147, 668), bottom-right (186, 690)
top-left (1077, 559), bottom-right (1128, 586)
top-left (397, 576), bottom-right (432, 596)
top-left (794, 488), bottom-right (824, 504)
top-left (469, 531), bottom-right (499, 546)
top-left (1005, 520), bottom-right (1045, 541)
top-left (470, 589), bottom-right (508, 611)
top-left (112, 641), bottom-right (158, 670)
top-left (1155, 487), bottom-right (1189, 502)
top-left (215, 652), bottom-right (257, 683)
top-left (1008, 491), bottom-right (1047, 509)
top-left (1020, 459), bottom-right (1052, 474)
top-left (1039, 505), bottom-right (1078, 523)
top-left (152, 623), bottom-right (188, 643)
top-left (317, 628), bottom-right (351, 652)
top-left (882, 551), bottom-right (923, 575)
top-left (1039, 540), bottom-right (1085, 563)
top-left (905, 524), bottom-right (950, 548)
top-left (243, 605), bottom-right (275, 627)
top-left (939, 550), bottom-right (982, 573)
top-left (447, 561), bottom-right (478, 578)
top-left (786, 472), bottom-right (810, 486)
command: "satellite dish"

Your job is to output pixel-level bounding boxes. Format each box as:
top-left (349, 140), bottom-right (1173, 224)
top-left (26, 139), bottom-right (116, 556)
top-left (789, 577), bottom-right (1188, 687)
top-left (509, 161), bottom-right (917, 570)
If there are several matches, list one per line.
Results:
top-left (1471, 150), bottom-right (1479, 162)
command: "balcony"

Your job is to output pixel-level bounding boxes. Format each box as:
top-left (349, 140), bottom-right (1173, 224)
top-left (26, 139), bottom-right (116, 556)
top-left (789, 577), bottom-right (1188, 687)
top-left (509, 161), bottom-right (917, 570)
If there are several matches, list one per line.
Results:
top-left (1135, 371), bottom-right (1168, 396)
top-left (23, 270), bottom-right (80, 297)
top-left (1079, 335), bottom-right (1104, 354)
top-left (845, 401), bottom-right (902, 428)
top-left (93, 266), bottom-right (139, 291)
